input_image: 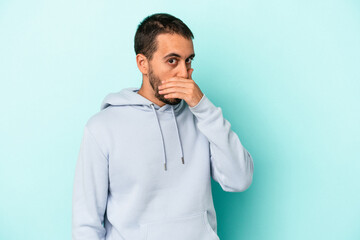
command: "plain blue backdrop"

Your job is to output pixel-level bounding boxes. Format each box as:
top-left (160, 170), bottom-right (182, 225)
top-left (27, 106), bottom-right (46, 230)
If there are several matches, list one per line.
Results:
top-left (0, 0), bottom-right (359, 239)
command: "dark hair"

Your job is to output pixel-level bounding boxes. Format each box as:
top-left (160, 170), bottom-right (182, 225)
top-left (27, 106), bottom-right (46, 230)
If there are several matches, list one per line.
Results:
top-left (134, 13), bottom-right (194, 61)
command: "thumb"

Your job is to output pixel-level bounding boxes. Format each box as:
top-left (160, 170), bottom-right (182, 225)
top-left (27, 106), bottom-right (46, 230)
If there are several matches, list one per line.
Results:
top-left (188, 68), bottom-right (194, 80)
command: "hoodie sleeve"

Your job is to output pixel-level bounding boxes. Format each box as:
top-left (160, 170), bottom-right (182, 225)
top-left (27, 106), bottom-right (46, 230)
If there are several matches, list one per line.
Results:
top-left (72, 125), bottom-right (109, 240)
top-left (189, 94), bottom-right (254, 192)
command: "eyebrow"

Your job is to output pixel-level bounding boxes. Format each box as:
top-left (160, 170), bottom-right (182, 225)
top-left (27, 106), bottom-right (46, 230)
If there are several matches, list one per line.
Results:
top-left (163, 53), bottom-right (195, 60)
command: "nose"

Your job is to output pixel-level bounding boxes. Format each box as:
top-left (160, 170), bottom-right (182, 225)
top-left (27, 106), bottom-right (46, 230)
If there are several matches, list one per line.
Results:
top-left (177, 61), bottom-right (188, 79)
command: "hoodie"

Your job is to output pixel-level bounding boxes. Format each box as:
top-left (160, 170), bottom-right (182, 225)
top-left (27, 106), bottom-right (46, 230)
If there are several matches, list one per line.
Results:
top-left (72, 87), bottom-right (254, 240)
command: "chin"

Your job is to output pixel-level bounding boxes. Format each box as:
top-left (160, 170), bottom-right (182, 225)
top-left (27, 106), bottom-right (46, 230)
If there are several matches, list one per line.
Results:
top-left (168, 98), bottom-right (182, 105)
top-left (161, 96), bottom-right (181, 105)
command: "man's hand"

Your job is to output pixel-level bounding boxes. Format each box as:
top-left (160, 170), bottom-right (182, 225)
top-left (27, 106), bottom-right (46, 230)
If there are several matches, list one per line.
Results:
top-left (158, 68), bottom-right (204, 107)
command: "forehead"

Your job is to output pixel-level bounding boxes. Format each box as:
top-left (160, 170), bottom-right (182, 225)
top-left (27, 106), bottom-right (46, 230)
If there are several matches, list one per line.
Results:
top-left (153, 33), bottom-right (194, 58)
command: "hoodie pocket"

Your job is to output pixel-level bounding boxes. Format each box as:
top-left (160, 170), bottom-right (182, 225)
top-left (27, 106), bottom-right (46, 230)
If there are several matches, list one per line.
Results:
top-left (140, 210), bottom-right (219, 240)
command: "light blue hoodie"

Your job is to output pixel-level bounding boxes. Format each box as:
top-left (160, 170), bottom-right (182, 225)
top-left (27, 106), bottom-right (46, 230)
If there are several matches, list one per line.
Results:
top-left (72, 87), bottom-right (254, 240)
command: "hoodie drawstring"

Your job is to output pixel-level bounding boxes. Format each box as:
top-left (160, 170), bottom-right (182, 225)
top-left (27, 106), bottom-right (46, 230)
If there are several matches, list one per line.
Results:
top-left (150, 103), bottom-right (185, 171)
top-left (171, 106), bottom-right (185, 165)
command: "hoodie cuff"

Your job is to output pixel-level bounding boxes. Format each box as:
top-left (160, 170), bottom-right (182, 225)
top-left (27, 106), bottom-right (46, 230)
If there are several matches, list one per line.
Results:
top-left (189, 94), bottom-right (218, 121)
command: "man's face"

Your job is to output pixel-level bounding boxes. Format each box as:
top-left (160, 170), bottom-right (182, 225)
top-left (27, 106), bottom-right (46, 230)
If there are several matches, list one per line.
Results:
top-left (147, 33), bottom-right (195, 105)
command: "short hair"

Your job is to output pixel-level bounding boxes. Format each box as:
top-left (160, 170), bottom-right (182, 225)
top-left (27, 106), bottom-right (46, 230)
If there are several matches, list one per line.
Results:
top-left (134, 13), bottom-right (194, 61)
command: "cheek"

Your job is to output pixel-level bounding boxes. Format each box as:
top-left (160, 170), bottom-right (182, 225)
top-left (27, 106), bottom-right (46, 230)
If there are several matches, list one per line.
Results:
top-left (158, 66), bottom-right (176, 79)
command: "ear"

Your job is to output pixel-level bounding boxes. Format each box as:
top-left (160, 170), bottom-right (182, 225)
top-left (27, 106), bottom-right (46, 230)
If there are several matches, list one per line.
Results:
top-left (136, 53), bottom-right (149, 75)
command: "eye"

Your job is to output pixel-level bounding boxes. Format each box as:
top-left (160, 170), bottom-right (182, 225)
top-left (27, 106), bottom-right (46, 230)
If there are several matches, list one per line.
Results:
top-left (168, 58), bottom-right (177, 64)
top-left (186, 58), bottom-right (193, 64)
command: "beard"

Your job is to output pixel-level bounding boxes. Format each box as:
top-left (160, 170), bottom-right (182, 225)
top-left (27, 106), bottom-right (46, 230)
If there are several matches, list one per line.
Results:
top-left (148, 65), bottom-right (182, 106)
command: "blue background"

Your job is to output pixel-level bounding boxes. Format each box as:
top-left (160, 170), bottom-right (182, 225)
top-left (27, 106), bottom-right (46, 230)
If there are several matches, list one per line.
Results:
top-left (0, 0), bottom-right (359, 239)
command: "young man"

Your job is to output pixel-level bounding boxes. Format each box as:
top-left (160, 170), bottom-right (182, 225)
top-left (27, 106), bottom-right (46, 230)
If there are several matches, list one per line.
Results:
top-left (72, 13), bottom-right (254, 240)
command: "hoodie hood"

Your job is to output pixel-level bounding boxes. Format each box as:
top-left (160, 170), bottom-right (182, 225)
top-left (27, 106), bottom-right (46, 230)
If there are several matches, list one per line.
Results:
top-left (100, 87), bottom-right (185, 171)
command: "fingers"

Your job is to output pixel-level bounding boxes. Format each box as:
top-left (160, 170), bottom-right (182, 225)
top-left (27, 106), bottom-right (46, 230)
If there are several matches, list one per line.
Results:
top-left (160, 86), bottom-right (190, 96)
top-left (158, 81), bottom-right (193, 90)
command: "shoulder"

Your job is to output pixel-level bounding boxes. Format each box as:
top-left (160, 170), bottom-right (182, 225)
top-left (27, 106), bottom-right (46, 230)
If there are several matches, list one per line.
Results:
top-left (84, 108), bottom-right (114, 138)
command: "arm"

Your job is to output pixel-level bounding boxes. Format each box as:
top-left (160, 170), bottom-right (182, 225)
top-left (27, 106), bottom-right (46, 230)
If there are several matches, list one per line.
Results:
top-left (189, 94), bottom-right (254, 192)
top-left (72, 125), bottom-right (109, 240)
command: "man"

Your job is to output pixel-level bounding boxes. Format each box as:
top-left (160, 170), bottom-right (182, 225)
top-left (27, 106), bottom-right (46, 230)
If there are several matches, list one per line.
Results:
top-left (72, 13), bottom-right (254, 240)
